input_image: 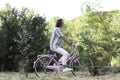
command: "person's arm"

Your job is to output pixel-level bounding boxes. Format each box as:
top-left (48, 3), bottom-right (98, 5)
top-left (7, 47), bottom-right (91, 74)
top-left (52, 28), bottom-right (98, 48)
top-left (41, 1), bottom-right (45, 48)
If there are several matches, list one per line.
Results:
top-left (55, 28), bottom-right (72, 46)
top-left (60, 36), bottom-right (72, 46)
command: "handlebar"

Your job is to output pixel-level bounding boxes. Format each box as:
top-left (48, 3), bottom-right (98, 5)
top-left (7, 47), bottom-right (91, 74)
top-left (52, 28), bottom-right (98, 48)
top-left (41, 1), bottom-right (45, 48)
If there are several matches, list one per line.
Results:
top-left (71, 44), bottom-right (77, 52)
top-left (71, 43), bottom-right (77, 49)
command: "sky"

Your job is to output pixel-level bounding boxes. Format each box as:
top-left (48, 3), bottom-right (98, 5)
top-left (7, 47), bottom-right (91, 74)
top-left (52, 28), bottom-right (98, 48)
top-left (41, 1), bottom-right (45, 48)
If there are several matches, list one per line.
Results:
top-left (0, 0), bottom-right (120, 20)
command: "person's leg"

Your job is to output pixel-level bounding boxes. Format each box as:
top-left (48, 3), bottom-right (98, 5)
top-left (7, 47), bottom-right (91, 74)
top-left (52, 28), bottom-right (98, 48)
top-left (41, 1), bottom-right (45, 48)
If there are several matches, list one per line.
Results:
top-left (54, 48), bottom-right (72, 72)
top-left (54, 48), bottom-right (69, 65)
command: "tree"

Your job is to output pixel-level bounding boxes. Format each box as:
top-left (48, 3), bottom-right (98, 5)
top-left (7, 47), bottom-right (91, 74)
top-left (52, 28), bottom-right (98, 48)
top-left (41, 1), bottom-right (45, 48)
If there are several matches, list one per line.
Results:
top-left (0, 4), bottom-right (49, 72)
top-left (0, 4), bottom-right (19, 71)
top-left (79, 1), bottom-right (120, 66)
top-left (13, 8), bottom-right (49, 73)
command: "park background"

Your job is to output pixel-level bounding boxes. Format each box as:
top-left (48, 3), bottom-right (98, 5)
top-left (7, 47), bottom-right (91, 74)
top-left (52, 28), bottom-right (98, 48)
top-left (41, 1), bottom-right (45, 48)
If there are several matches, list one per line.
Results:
top-left (0, 0), bottom-right (120, 80)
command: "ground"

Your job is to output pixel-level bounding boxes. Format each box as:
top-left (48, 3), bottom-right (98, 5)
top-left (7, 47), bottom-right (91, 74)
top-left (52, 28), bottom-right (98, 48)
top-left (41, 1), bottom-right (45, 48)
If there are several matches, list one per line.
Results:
top-left (0, 72), bottom-right (120, 80)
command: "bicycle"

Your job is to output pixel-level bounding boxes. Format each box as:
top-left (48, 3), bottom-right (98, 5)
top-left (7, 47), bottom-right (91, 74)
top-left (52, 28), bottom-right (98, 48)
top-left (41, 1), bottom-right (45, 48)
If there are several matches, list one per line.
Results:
top-left (33, 46), bottom-right (93, 78)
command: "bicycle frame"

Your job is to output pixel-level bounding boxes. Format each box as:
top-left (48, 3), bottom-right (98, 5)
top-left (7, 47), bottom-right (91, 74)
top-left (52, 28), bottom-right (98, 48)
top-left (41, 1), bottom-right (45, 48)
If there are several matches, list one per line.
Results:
top-left (34, 45), bottom-right (94, 78)
top-left (33, 47), bottom-right (79, 75)
top-left (33, 54), bottom-right (63, 74)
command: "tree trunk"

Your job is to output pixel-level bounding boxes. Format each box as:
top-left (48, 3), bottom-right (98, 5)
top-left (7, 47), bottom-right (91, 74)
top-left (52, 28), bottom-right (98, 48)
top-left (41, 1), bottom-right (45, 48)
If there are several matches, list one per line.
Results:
top-left (19, 60), bottom-right (25, 73)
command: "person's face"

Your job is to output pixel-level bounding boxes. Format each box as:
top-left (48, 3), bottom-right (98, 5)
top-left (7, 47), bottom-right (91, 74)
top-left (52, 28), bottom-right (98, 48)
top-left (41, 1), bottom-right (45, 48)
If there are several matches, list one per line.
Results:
top-left (61, 20), bottom-right (65, 27)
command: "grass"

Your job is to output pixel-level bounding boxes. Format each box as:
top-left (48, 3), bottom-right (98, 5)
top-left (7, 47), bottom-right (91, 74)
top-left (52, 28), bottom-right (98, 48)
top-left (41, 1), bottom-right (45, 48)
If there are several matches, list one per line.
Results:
top-left (0, 71), bottom-right (120, 80)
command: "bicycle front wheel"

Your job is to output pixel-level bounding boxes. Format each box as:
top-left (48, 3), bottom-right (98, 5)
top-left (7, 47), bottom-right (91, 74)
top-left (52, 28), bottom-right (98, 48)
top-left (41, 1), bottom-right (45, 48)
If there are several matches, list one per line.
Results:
top-left (34, 56), bottom-right (57, 78)
top-left (79, 57), bottom-right (94, 74)
top-left (69, 56), bottom-right (93, 76)
top-left (69, 56), bottom-right (81, 76)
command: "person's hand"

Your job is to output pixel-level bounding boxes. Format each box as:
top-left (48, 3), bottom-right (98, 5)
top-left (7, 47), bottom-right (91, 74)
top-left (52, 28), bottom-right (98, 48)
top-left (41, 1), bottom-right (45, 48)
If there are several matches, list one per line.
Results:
top-left (71, 43), bottom-right (77, 48)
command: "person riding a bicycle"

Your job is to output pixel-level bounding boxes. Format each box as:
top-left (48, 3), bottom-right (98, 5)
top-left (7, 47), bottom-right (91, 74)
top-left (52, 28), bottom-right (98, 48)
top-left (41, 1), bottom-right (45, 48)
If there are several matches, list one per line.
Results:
top-left (50, 18), bottom-right (74, 72)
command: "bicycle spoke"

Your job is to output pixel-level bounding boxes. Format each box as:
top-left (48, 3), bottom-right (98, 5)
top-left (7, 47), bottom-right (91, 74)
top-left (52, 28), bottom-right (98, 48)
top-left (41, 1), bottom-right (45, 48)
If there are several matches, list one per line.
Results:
top-left (79, 57), bottom-right (94, 75)
top-left (34, 56), bottom-right (58, 78)
top-left (69, 56), bottom-right (81, 76)
top-left (69, 56), bottom-right (94, 76)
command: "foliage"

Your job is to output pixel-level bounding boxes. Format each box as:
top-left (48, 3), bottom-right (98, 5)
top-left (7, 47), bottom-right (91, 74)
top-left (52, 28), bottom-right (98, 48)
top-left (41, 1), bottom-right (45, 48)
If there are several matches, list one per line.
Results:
top-left (0, 2), bottom-right (120, 72)
top-left (111, 54), bottom-right (120, 66)
top-left (0, 4), bottom-right (49, 72)
top-left (78, 3), bottom-right (120, 66)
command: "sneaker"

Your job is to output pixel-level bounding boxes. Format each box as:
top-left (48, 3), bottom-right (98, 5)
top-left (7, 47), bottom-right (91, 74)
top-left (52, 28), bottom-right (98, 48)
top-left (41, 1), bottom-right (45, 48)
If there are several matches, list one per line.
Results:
top-left (62, 67), bottom-right (73, 72)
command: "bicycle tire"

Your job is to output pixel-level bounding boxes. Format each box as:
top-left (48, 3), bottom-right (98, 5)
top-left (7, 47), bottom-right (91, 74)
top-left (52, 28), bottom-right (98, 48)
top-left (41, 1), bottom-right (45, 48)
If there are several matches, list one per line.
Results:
top-left (79, 57), bottom-right (94, 74)
top-left (34, 56), bottom-right (57, 78)
top-left (69, 56), bottom-right (81, 76)
top-left (69, 56), bottom-right (93, 76)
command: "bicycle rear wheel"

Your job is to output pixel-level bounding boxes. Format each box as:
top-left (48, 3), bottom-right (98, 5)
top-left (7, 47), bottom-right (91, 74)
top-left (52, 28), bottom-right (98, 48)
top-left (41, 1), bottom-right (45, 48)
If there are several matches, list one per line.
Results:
top-left (34, 56), bottom-right (57, 78)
